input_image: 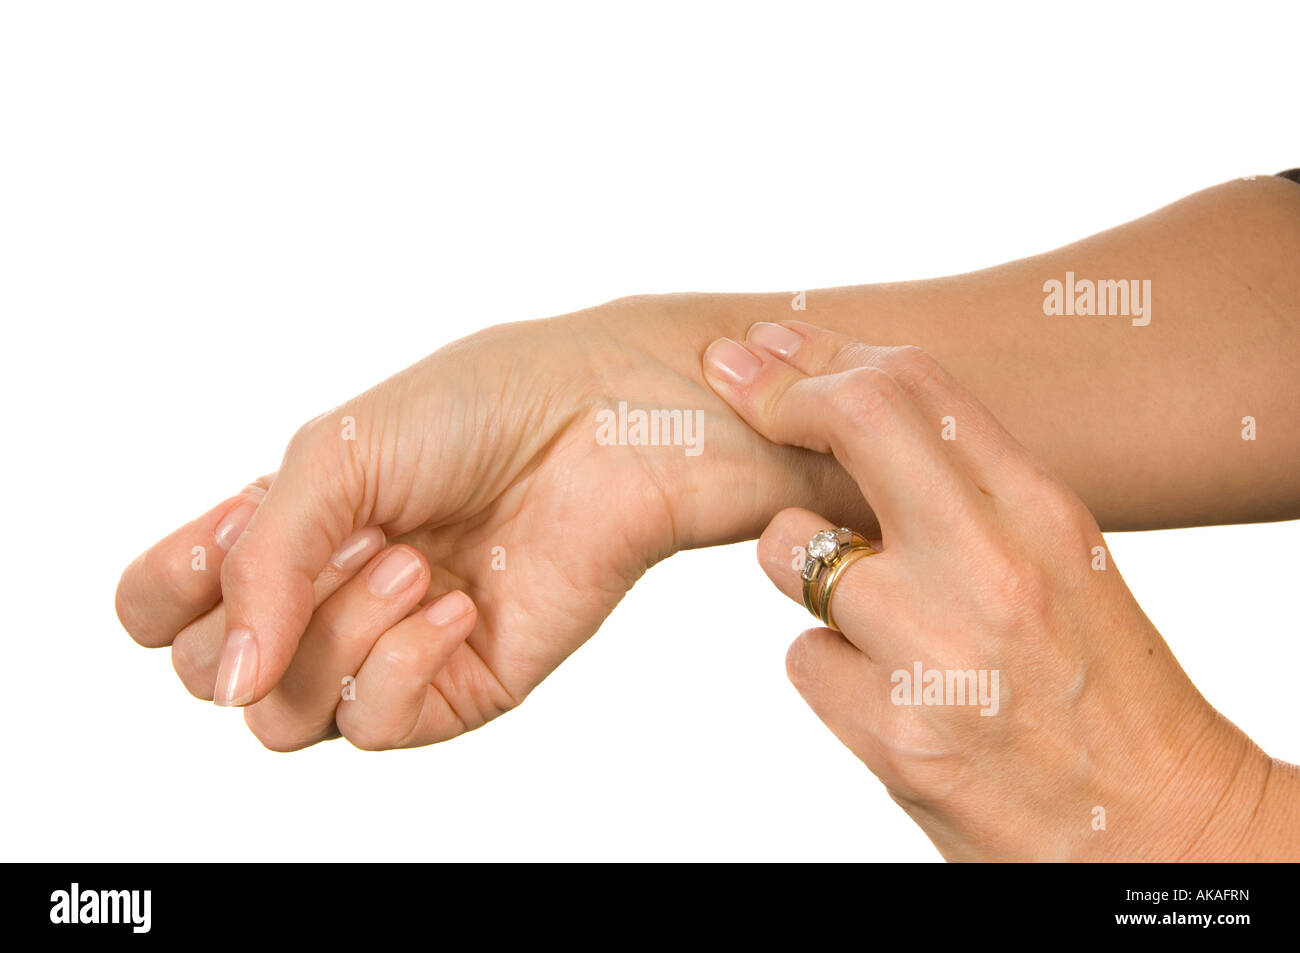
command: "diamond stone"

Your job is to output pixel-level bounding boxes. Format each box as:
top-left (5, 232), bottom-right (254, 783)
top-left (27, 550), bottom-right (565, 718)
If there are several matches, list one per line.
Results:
top-left (808, 530), bottom-right (838, 560)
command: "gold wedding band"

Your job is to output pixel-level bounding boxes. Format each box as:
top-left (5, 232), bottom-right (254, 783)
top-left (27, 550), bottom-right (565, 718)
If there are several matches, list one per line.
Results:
top-left (800, 527), bottom-right (876, 631)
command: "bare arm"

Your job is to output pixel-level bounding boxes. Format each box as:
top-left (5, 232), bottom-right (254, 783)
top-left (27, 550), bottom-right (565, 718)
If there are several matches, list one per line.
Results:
top-left (118, 176), bottom-right (1300, 752)
top-left (619, 175), bottom-right (1300, 539)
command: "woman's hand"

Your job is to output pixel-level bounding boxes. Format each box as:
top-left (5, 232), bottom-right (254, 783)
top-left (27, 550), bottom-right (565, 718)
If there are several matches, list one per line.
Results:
top-left (114, 297), bottom-right (846, 750)
top-left (702, 320), bottom-right (1295, 861)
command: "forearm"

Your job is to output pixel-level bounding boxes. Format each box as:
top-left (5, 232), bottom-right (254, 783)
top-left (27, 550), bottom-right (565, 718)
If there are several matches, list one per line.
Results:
top-left (612, 176), bottom-right (1300, 538)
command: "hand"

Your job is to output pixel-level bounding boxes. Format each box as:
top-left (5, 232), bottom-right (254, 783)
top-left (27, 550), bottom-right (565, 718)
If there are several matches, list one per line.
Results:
top-left (702, 320), bottom-right (1287, 860)
top-left (114, 298), bottom-right (842, 750)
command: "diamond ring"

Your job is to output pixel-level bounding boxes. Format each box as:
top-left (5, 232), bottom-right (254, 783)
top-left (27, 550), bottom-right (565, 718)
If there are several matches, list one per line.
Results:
top-left (801, 527), bottom-right (875, 630)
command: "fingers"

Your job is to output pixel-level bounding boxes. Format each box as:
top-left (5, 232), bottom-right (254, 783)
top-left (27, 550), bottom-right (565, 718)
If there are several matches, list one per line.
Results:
top-left (784, 626), bottom-right (890, 767)
top-left (746, 322), bottom-right (1033, 494)
top-left (116, 478), bottom-right (270, 648)
top-left (243, 543), bottom-right (433, 750)
top-left (216, 420), bottom-right (365, 707)
top-left (334, 590), bottom-right (477, 751)
top-left (703, 335), bottom-right (981, 542)
top-left (170, 527), bottom-right (386, 701)
top-left (757, 507), bottom-right (898, 660)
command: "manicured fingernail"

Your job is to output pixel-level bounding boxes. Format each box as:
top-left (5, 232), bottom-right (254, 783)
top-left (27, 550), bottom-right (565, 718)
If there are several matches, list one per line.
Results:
top-left (213, 627), bottom-right (258, 707)
top-left (704, 338), bottom-right (761, 386)
top-left (367, 548), bottom-right (422, 598)
top-left (746, 322), bottom-right (803, 357)
top-left (425, 591), bottom-right (473, 627)
top-left (329, 527), bottom-right (385, 573)
top-left (213, 501), bottom-right (256, 552)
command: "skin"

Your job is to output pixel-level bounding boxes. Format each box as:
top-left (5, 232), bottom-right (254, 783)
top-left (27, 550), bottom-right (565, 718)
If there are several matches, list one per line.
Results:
top-left (699, 321), bottom-right (1300, 861)
top-left (114, 176), bottom-right (1300, 853)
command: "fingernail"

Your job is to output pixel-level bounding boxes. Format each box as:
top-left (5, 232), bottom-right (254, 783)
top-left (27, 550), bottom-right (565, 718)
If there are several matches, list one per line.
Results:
top-left (213, 501), bottom-right (257, 552)
top-left (704, 338), bottom-right (761, 386)
top-left (329, 527), bottom-right (385, 573)
top-left (213, 627), bottom-right (258, 707)
top-left (746, 322), bottom-right (803, 358)
top-left (367, 548), bottom-right (422, 599)
top-left (425, 591), bottom-right (473, 627)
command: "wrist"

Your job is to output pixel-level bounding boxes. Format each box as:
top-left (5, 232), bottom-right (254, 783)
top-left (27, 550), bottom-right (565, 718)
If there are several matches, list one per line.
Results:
top-left (1244, 758), bottom-right (1300, 860)
top-left (1093, 691), bottom-right (1277, 861)
top-left (1168, 735), bottom-right (1300, 861)
top-left (582, 294), bottom-right (875, 552)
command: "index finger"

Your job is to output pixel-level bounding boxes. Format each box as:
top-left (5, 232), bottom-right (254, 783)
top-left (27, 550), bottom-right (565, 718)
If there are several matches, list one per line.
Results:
top-left (703, 337), bottom-right (982, 542)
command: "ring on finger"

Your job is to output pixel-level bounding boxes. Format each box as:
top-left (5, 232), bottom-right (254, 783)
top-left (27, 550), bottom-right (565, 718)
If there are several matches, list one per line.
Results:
top-left (801, 527), bottom-right (876, 631)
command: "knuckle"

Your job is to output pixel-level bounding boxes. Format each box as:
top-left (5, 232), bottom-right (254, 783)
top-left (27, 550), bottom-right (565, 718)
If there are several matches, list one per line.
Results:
top-left (170, 637), bottom-right (215, 700)
top-left (784, 628), bottom-right (825, 686)
top-left (284, 411), bottom-right (369, 507)
top-left (880, 345), bottom-right (945, 392)
top-left (875, 716), bottom-right (964, 804)
top-left (219, 550), bottom-right (261, 592)
top-left (752, 374), bottom-right (797, 427)
top-left (760, 508), bottom-right (810, 560)
top-left (286, 415), bottom-right (329, 455)
top-left (338, 715), bottom-right (404, 752)
top-left (243, 707), bottom-right (318, 753)
top-left (373, 642), bottom-right (424, 674)
top-left (984, 551), bottom-right (1051, 623)
top-left (785, 637), bottom-right (809, 685)
top-left (114, 562), bottom-right (153, 645)
top-left (307, 601), bottom-right (380, 655)
top-left (1041, 491), bottom-right (1088, 536)
top-left (828, 366), bottom-right (900, 425)
top-left (824, 339), bottom-right (874, 374)
top-left (1022, 468), bottom-right (1092, 532)
top-left (141, 543), bottom-right (207, 613)
top-left (607, 292), bottom-right (663, 312)
top-left (289, 410), bottom-right (358, 459)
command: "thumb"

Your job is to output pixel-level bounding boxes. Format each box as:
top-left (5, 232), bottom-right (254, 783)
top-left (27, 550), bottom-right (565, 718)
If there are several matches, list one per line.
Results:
top-left (214, 415), bottom-right (367, 707)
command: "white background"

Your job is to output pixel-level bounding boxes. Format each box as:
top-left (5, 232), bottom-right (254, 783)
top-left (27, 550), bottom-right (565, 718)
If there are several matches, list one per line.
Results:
top-left (1, 1), bottom-right (1296, 861)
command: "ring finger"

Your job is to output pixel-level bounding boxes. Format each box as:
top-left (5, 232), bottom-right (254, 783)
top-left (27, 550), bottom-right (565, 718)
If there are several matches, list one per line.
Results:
top-left (758, 506), bottom-right (902, 660)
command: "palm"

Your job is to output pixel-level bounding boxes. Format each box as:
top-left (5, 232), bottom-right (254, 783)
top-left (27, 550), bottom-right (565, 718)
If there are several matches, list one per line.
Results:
top-left (388, 410), bottom-right (674, 741)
